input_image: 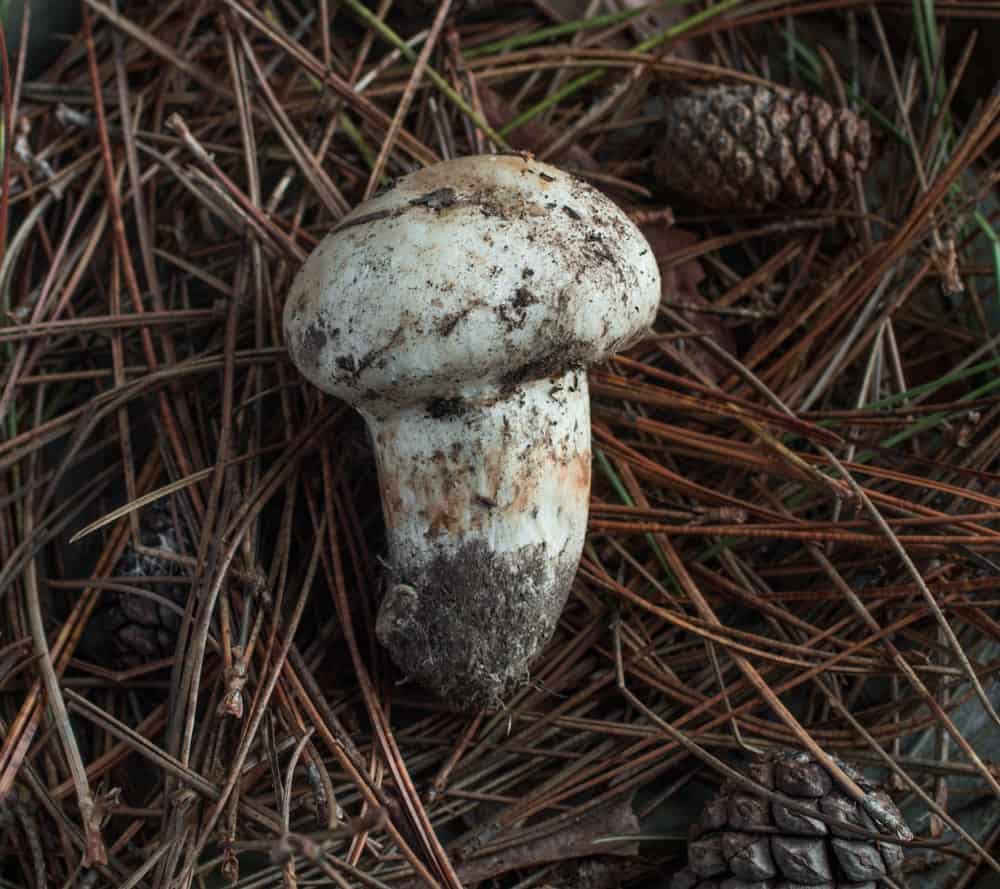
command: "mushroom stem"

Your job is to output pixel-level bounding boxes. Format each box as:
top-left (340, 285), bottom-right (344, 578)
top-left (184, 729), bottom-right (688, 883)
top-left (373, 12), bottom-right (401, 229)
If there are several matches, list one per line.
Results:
top-left (368, 369), bottom-right (591, 707)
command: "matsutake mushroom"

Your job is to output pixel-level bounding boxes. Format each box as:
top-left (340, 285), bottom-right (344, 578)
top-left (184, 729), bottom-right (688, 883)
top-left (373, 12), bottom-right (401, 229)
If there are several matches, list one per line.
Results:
top-left (284, 154), bottom-right (660, 707)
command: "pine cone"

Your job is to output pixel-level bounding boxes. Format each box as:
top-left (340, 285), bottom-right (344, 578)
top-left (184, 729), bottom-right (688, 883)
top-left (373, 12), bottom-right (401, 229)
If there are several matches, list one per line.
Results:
top-left (656, 84), bottom-right (871, 211)
top-left (672, 750), bottom-right (908, 889)
top-left (84, 502), bottom-right (188, 669)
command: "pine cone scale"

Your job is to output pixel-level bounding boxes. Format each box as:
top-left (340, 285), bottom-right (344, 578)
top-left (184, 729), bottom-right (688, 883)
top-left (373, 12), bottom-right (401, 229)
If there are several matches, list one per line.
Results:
top-left (724, 833), bottom-right (777, 880)
top-left (772, 836), bottom-right (833, 883)
top-left (690, 835), bottom-right (728, 877)
top-left (82, 502), bottom-right (188, 669)
top-left (831, 840), bottom-right (885, 882)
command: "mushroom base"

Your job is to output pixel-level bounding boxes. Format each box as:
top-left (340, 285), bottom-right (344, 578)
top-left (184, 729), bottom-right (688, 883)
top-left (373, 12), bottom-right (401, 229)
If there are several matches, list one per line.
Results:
top-left (366, 372), bottom-right (592, 708)
top-left (377, 538), bottom-right (579, 709)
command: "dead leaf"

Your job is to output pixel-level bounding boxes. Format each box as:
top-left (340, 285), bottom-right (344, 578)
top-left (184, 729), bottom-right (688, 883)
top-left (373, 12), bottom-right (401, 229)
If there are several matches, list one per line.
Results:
top-left (478, 84), bottom-right (599, 171)
top-left (641, 224), bottom-right (704, 299)
top-left (641, 223), bottom-right (736, 383)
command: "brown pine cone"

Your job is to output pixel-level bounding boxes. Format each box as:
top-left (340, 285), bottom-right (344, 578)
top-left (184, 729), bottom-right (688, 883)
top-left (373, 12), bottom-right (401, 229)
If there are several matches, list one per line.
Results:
top-left (656, 84), bottom-right (871, 211)
top-left (671, 750), bottom-right (908, 889)
top-left (84, 501), bottom-right (188, 669)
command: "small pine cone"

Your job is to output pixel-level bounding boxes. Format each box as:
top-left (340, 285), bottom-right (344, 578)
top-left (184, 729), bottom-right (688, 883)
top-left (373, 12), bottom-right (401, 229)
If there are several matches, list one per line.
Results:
top-left (84, 501), bottom-right (188, 669)
top-left (672, 750), bottom-right (908, 889)
top-left (656, 84), bottom-right (871, 211)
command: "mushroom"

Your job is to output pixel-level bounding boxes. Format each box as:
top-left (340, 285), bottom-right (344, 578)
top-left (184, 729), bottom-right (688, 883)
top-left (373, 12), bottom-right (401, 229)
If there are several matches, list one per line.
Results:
top-left (284, 154), bottom-right (660, 707)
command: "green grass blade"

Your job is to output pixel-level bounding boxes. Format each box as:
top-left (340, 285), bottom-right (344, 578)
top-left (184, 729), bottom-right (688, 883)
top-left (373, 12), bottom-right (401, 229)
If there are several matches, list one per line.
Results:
top-left (337, 0), bottom-right (511, 149)
top-left (491, 0), bottom-right (744, 141)
top-left (595, 447), bottom-right (676, 582)
top-left (466, 0), bottom-right (695, 59)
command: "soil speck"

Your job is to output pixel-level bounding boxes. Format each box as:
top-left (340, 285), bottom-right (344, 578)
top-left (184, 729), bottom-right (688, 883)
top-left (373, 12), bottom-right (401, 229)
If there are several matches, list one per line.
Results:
top-left (409, 187), bottom-right (457, 210)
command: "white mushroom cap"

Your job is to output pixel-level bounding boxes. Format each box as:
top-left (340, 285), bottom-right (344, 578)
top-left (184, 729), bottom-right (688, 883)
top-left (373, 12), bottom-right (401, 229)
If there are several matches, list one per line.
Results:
top-left (284, 153), bottom-right (660, 411)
